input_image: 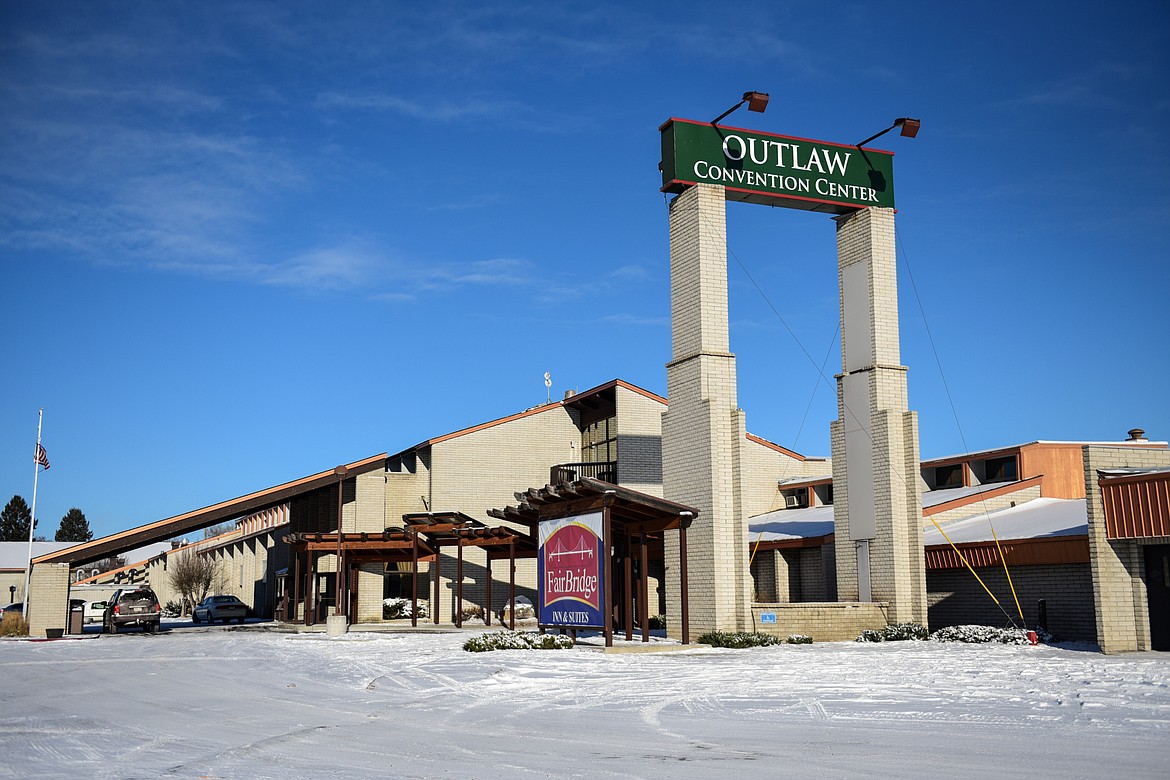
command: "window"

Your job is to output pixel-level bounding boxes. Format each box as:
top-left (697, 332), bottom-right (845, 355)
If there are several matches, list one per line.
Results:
top-left (581, 416), bottom-right (617, 463)
top-left (814, 483), bottom-right (834, 506)
top-left (983, 455), bottom-right (1018, 483)
top-left (934, 464), bottom-right (964, 489)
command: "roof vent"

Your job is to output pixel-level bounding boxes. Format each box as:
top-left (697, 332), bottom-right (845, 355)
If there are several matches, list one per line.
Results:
top-left (563, 389), bottom-right (576, 399)
top-left (1126, 428), bottom-right (1147, 442)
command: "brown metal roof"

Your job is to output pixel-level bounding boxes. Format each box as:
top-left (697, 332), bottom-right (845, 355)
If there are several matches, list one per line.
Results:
top-left (925, 535), bottom-right (1090, 570)
top-left (32, 454), bottom-right (388, 567)
top-left (1100, 468), bottom-right (1170, 539)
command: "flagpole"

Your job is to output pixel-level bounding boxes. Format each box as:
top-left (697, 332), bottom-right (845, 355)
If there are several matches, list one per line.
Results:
top-left (22, 409), bottom-right (44, 620)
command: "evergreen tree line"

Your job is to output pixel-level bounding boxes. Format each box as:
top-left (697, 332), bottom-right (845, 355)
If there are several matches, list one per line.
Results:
top-left (0, 495), bottom-right (94, 542)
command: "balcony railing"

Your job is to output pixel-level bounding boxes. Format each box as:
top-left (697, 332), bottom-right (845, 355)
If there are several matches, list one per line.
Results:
top-left (551, 461), bottom-right (617, 486)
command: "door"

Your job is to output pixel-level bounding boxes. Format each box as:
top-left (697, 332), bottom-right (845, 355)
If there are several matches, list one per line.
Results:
top-left (1144, 545), bottom-right (1170, 651)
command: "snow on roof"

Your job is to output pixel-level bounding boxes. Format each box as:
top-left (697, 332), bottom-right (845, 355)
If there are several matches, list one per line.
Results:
top-left (778, 475), bottom-right (832, 486)
top-left (1098, 467), bottom-right (1170, 478)
top-left (122, 542), bottom-right (173, 563)
top-left (921, 480), bottom-right (1036, 508)
top-left (923, 497), bottom-right (1086, 546)
top-left (0, 541), bottom-right (78, 570)
top-left (748, 505), bottom-right (835, 541)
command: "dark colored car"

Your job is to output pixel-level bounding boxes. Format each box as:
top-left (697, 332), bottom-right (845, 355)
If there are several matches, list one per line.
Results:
top-left (104, 587), bottom-right (161, 634)
top-left (192, 595), bottom-right (248, 624)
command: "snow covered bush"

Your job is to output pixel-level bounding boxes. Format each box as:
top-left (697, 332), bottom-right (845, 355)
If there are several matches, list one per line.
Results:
top-left (498, 596), bottom-right (535, 622)
top-left (930, 625), bottom-right (1035, 644)
top-left (462, 630), bottom-right (575, 652)
top-left (383, 597), bottom-right (428, 620)
top-left (855, 622), bottom-right (929, 642)
top-left (649, 614), bottom-right (666, 630)
top-left (697, 631), bottom-right (783, 648)
top-left (162, 600), bottom-right (182, 618)
top-left (786, 634), bottom-right (813, 645)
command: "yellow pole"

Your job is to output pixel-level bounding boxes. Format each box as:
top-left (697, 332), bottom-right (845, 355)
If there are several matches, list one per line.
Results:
top-left (989, 526), bottom-right (1025, 623)
top-left (927, 516), bottom-right (1007, 612)
top-left (748, 529), bottom-right (765, 568)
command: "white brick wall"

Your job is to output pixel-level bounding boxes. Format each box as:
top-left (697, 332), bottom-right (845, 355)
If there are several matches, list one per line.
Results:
top-left (663, 184), bottom-right (753, 636)
top-left (832, 208), bottom-right (926, 626)
top-left (1084, 445), bottom-right (1170, 652)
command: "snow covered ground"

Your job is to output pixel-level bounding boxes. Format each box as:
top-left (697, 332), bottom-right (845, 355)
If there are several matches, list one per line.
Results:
top-left (2, 628), bottom-right (1168, 779)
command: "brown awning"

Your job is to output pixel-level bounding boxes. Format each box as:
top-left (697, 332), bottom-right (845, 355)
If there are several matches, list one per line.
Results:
top-left (925, 535), bottom-right (1089, 569)
top-left (1099, 468), bottom-right (1170, 539)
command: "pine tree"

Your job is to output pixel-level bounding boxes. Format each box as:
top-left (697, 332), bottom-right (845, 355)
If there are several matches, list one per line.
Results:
top-left (56, 507), bottom-right (93, 542)
top-left (0, 495), bottom-right (34, 541)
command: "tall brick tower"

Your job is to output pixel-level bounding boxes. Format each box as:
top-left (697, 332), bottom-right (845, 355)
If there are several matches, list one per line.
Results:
top-left (662, 183), bottom-right (754, 635)
top-left (830, 207), bottom-right (927, 624)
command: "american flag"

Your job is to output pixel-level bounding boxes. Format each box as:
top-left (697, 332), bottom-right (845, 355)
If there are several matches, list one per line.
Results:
top-left (35, 443), bottom-right (50, 470)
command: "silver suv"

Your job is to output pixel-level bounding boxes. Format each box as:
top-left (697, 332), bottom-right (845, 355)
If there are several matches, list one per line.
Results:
top-left (104, 587), bottom-right (161, 634)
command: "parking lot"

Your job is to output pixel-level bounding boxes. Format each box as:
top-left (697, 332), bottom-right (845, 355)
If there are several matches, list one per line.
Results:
top-left (3, 629), bottom-right (1169, 779)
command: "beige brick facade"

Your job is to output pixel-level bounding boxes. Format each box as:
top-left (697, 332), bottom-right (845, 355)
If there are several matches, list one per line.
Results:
top-left (749, 602), bottom-right (889, 642)
top-left (1084, 445), bottom-right (1170, 652)
top-left (663, 184), bottom-right (753, 636)
top-left (832, 207), bottom-right (926, 625)
top-left (27, 561), bottom-right (71, 636)
top-left (614, 385), bottom-right (666, 497)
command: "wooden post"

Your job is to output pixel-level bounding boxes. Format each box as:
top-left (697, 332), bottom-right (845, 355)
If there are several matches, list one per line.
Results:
top-left (509, 538), bottom-right (516, 631)
top-left (603, 504), bottom-right (613, 648)
top-left (306, 553), bottom-right (316, 626)
top-left (290, 550), bottom-right (299, 624)
top-left (456, 534), bottom-right (464, 628)
top-left (624, 535), bottom-right (633, 641)
top-left (640, 530), bottom-right (649, 643)
top-left (291, 548), bottom-right (300, 624)
top-left (347, 563), bottom-right (357, 621)
top-left (411, 529), bottom-right (419, 628)
top-left (433, 547), bottom-right (441, 625)
top-left (485, 555), bottom-right (493, 627)
top-left (680, 525), bottom-right (689, 644)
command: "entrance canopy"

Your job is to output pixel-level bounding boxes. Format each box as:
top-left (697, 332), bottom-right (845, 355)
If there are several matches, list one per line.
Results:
top-left (487, 477), bottom-right (697, 535)
top-left (489, 477), bottom-right (699, 645)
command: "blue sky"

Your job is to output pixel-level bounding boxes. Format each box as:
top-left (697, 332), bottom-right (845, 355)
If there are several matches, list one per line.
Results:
top-left (2, 1), bottom-right (1168, 540)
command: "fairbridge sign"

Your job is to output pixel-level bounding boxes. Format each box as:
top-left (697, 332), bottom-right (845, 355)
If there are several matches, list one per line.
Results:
top-left (537, 512), bottom-right (606, 629)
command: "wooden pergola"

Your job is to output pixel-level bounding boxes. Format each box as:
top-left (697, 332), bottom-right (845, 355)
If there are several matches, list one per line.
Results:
top-left (286, 512), bottom-right (535, 629)
top-left (488, 477), bottom-right (698, 646)
top-left (403, 512), bottom-right (536, 630)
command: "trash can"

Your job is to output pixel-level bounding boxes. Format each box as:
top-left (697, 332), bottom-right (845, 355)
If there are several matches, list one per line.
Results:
top-left (69, 605), bottom-right (84, 635)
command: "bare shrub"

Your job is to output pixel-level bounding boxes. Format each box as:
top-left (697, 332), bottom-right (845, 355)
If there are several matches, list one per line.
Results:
top-left (1, 612), bottom-right (29, 637)
top-left (169, 550), bottom-right (218, 614)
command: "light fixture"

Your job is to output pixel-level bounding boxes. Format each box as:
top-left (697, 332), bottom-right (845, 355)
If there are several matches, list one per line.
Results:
top-left (854, 117), bottom-right (921, 183)
top-left (856, 117), bottom-right (922, 149)
top-left (712, 91), bottom-right (770, 126)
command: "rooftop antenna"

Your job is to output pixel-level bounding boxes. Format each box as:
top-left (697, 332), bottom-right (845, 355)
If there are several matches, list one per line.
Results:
top-left (544, 371), bottom-right (552, 404)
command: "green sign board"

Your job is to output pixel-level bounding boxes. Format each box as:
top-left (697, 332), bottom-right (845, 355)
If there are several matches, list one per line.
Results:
top-left (660, 118), bottom-right (895, 213)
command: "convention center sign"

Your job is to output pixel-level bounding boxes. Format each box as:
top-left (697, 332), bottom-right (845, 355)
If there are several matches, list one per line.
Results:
top-left (538, 512), bottom-right (606, 629)
top-left (660, 117), bottom-right (896, 214)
